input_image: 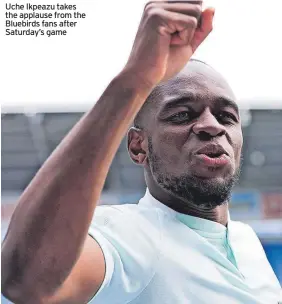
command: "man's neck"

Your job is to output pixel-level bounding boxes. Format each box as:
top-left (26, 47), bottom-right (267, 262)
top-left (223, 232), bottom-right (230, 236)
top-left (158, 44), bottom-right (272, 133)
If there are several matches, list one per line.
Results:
top-left (148, 186), bottom-right (229, 227)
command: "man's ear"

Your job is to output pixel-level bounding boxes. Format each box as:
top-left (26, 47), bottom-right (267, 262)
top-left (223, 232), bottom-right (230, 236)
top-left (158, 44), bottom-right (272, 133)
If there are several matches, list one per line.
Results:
top-left (127, 127), bottom-right (148, 165)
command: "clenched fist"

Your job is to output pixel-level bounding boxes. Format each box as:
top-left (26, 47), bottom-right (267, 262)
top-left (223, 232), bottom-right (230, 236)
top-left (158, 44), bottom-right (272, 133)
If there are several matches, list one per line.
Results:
top-left (124, 1), bottom-right (215, 88)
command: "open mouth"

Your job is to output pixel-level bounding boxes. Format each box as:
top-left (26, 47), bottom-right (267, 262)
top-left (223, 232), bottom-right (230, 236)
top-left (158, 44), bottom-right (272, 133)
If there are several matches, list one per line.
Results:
top-left (203, 152), bottom-right (224, 158)
top-left (194, 145), bottom-right (229, 167)
top-left (195, 152), bottom-right (229, 167)
top-left (195, 144), bottom-right (229, 157)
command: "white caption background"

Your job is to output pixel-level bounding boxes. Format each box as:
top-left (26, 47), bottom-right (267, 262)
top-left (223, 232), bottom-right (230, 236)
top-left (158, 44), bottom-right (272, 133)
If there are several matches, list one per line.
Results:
top-left (1, 0), bottom-right (282, 111)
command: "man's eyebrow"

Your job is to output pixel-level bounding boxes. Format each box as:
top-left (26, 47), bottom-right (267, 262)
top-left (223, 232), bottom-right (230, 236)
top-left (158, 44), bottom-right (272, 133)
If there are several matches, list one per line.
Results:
top-left (160, 94), bottom-right (239, 115)
top-left (216, 97), bottom-right (239, 114)
top-left (160, 94), bottom-right (195, 113)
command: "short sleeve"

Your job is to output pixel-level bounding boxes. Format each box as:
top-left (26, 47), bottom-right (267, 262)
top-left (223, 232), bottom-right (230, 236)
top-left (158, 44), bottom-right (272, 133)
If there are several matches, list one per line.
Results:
top-left (87, 205), bottom-right (161, 304)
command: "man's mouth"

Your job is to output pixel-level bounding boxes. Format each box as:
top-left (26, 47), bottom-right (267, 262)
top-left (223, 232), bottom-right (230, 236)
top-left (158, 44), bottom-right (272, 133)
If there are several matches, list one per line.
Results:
top-left (195, 153), bottom-right (229, 166)
top-left (194, 144), bottom-right (230, 167)
top-left (203, 152), bottom-right (225, 158)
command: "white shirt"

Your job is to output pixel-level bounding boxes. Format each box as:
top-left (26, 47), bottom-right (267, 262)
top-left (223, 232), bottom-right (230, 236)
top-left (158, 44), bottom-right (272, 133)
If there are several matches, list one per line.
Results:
top-left (88, 188), bottom-right (282, 303)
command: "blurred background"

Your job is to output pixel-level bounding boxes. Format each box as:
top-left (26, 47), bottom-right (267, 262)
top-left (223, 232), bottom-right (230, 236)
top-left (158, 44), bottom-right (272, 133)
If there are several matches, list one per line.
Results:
top-left (1, 0), bottom-right (282, 302)
top-left (1, 108), bottom-right (282, 302)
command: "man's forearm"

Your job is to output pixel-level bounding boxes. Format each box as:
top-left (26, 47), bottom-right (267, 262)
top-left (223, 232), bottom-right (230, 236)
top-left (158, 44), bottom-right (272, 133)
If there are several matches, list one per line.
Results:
top-left (1, 71), bottom-right (153, 296)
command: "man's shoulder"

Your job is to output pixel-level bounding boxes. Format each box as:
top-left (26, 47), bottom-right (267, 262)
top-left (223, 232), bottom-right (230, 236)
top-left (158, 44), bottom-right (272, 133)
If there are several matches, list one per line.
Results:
top-left (89, 203), bottom-right (163, 273)
top-left (229, 220), bottom-right (257, 236)
top-left (94, 202), bottom-right (141, 216)
top-left (88, 203), bottom-right (163, 303)
top-left (91, 202), bottom-right (163, 242)
top-left (94, 202), bottom-right (162, 226)
top-left (229, 220), bottom-right (263, 250)
top-left (229, 220), bottom-right (257, 237)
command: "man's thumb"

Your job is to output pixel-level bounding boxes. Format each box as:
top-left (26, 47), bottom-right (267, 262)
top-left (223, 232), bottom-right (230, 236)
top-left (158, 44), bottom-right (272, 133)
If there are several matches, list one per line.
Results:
top-left (191, 7), bottom-right (215, 52)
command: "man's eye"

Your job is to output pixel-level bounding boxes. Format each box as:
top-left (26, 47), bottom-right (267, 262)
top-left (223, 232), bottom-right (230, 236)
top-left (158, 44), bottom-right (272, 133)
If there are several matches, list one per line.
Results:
top-left (169, 111), bottom-right (191, 123)
top-left (217, 112), bottom-right (237, 124)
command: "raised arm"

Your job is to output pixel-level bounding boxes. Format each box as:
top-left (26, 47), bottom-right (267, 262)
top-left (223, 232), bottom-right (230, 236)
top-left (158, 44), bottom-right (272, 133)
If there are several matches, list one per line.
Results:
top-left (1, 2), bottom-right (214, 303)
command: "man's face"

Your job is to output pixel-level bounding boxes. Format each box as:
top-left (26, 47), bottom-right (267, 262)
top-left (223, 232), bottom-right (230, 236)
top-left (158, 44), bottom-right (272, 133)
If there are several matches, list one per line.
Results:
top-left (146, 62), bottom-right (243, 208)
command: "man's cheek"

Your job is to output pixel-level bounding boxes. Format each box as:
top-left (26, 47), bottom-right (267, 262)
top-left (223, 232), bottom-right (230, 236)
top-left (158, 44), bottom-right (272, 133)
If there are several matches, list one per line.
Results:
top-left (232, 132), bottom-right (243, 164)
top-left (234, 147), bottom-right (242, 168)
top-left (159, 147), bottom-right (178, 165)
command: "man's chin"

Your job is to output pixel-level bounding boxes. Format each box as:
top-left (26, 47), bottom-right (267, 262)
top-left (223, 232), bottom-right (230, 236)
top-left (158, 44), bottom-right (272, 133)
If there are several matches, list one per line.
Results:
top-left (192, 171), bottom-right (233, 183)
top-left (190, 160), bottom-right (235, 179)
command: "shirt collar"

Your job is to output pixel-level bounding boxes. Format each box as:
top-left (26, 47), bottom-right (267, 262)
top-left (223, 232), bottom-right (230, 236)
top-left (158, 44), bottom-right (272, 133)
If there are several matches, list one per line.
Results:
top-left (139, 187), bottom-right (229, 233)
top-left (139, 188), bottom-right (176, 216)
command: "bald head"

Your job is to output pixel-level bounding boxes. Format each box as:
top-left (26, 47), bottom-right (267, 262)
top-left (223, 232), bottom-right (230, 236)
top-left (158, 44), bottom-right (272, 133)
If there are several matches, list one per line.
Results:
top-left (134, 59), bottom-right (236, 131)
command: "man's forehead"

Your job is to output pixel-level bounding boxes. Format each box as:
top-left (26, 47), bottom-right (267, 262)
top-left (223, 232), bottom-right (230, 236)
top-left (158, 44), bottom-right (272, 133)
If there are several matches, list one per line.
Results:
top-left (156, 61), bottom-right (236, 106)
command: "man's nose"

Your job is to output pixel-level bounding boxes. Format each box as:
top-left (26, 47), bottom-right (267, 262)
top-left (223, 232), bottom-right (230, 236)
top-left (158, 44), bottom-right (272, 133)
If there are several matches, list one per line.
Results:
top-left (192, 108), bottom-right (226, 138)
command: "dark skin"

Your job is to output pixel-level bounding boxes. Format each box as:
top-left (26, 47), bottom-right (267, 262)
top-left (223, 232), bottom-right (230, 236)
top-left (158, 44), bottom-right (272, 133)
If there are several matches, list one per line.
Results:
top-left (128, 61), bottom-right (243, 226)
top-left (2, 2), bottom-right (216, 303)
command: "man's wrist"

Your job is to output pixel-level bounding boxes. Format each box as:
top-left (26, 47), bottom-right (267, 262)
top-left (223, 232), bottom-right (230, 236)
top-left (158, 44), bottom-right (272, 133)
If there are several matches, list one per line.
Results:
top-left (115, 68), bottom-right (156, 100)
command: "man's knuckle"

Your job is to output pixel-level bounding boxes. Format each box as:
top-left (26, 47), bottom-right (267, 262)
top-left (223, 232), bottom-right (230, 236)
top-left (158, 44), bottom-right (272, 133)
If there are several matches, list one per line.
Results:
top-left (193, 5), bottom-right (202, 17)
top-left (186, 16), bottom-right (197, 28)
top-left (144, 2), bottom-right (157, 14)
top-left (146, 7), bottom-right (162, 20)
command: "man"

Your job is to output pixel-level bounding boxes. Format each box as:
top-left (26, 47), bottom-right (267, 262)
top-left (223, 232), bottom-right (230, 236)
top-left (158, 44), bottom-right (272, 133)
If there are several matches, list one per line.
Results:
top-left (2, 1), bottom-right (281, 304)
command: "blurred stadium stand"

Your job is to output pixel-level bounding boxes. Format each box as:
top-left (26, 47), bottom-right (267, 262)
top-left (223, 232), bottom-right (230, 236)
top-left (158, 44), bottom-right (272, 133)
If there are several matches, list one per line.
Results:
top-left (1, 109), bottom-right (282, 294)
